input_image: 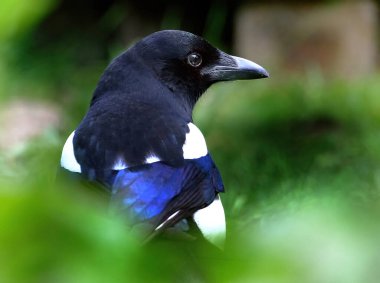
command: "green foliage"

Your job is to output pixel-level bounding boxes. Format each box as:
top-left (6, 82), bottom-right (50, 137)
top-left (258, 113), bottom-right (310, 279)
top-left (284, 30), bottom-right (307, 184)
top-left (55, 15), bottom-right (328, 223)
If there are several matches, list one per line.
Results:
top-left (0, 0), bottom-right (57, 41)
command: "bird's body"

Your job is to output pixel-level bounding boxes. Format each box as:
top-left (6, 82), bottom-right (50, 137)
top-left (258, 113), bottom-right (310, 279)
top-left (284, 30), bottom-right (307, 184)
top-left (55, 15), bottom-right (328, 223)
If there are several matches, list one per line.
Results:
top-left (60, 30), bottom-right (268, 248)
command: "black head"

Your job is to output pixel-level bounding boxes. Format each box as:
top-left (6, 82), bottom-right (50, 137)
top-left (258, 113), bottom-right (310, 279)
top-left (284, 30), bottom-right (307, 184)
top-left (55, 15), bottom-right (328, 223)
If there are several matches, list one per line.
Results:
top-left (130, 30), bottom-right (268, 103)
top-left (93, 30), bottom-right (268, 109)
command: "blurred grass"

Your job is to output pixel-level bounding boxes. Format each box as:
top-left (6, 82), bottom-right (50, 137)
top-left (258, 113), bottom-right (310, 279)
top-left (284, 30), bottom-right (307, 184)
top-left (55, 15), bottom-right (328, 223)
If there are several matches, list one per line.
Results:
top-left (1, 73), bottom-right (380, 282)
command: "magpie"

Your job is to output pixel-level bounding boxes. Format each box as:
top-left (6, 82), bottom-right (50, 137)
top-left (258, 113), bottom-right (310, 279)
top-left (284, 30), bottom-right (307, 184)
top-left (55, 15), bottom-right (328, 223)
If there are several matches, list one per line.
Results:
top-left (60, 30), bottom-right (268, 248)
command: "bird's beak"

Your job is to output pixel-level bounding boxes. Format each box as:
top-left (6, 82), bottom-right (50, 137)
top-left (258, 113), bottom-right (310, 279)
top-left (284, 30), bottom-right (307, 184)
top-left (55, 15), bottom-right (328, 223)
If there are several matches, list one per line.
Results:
top-left (203, 52), bottom-right (269, 82)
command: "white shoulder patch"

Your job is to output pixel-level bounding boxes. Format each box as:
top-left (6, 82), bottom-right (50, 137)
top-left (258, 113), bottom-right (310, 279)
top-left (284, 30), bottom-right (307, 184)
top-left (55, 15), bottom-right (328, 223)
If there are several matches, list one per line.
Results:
top-left (182, 123), bottom-right (208, 159)
top-left (61, 131), bottom-right (82, 173)
top-left (193, 195), bottom-right (226, 249)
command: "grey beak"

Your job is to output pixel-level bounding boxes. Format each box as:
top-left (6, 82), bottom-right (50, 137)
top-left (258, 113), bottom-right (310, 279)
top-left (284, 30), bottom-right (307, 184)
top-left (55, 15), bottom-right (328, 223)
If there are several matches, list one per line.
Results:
top-left (231, 56), bottom-right (269, 79)
top-left (203, 52), bottom-right (269, 82)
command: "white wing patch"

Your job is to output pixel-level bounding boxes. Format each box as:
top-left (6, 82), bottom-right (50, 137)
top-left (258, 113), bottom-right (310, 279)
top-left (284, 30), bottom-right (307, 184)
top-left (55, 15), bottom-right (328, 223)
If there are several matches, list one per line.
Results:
top-left (61, 131), bottom-right (82, 173)
top-left (182, 123), bottom-right (208, 159)
top-left (193, 195), bottom-right (226, 249)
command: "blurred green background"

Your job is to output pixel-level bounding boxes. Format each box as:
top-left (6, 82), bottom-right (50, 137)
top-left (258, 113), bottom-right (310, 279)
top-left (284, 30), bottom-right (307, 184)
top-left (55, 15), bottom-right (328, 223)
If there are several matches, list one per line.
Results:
top-left (1, 0), bottom-right (380, 282)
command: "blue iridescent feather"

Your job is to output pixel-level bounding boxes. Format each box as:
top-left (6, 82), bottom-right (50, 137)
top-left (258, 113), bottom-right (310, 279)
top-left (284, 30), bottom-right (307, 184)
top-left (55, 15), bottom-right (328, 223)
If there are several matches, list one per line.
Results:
top-left (111, 154), bottom-right (224, 227)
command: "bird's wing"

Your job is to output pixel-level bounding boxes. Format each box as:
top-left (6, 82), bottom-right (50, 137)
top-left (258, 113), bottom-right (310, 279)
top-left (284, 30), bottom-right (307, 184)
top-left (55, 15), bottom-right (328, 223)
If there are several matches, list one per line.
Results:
top-left (110, 154), bottom-right (224, 237)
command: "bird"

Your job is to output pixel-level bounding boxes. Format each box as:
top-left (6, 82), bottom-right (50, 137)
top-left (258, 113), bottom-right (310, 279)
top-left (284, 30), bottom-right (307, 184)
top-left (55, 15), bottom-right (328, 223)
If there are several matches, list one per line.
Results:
top-left (60, 30), bottom-right (268, 248)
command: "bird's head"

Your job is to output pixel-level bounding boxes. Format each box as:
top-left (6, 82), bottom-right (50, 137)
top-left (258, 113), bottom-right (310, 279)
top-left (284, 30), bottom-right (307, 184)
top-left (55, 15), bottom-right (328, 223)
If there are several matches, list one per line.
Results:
top-left (131, 30), bottom-right (269, 103)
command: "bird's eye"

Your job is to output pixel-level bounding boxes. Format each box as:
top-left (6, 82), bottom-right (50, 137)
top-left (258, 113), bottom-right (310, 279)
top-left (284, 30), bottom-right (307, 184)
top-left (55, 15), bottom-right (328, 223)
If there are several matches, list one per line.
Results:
top-left (187, 52), bottom-right (202, 67)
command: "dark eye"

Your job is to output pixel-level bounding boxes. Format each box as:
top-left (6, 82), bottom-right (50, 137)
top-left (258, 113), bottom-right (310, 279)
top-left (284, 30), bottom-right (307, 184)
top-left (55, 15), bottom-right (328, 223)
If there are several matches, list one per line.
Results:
top-left (187, 52), bottom-right (202, 67)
